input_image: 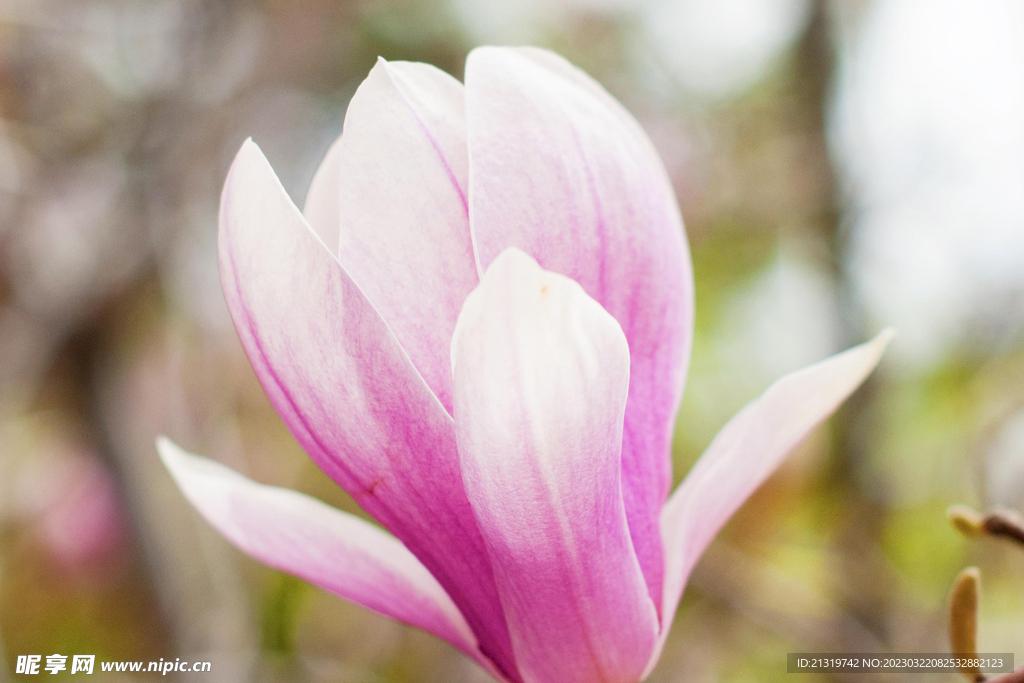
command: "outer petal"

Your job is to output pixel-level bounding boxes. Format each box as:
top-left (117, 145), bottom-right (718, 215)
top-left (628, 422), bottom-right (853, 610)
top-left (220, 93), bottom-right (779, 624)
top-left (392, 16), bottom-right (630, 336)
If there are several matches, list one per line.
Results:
top-left (465, 46), bottom-right (693, 609)
top-left (646, 330), bottom-right (893, 677)
top-left (157, 437), bottom-right (481, 658)
top-left (219, 140), bottom-right (518, 681)
top-left (451, 249), bottom-right (658, 683)
top-left (305, 58), bottom-right (476, 414)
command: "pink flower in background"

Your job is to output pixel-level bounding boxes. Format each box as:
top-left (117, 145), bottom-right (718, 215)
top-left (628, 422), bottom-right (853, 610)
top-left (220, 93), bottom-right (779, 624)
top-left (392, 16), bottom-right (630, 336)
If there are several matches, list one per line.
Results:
top-left (15, 448), bottom-right (126, 569)
top-left (39, 457), bottom-right (125, 568)
top-left (158, 46), bottom-right (890, 683)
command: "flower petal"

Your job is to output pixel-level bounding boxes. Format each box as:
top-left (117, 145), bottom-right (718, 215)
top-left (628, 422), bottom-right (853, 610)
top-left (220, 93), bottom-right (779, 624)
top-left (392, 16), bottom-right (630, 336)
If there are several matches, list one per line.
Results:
top-left (157, 437), bottom-right (482, 658)
top-left (305, 58), bottom-right (476, 414)
top-left (646, 330), bottom-right (893, 677)
top-left (451, 248), bottom-right (658, 683)
top-left (465, 46), bottom-right (693, 609)
top-left (219, 140), bottom-right (518, 681)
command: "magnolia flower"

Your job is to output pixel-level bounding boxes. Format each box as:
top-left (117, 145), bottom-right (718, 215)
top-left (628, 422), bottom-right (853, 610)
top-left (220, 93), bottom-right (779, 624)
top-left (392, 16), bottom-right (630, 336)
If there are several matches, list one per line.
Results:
top-left (158, 46), bottom-right (890, 683)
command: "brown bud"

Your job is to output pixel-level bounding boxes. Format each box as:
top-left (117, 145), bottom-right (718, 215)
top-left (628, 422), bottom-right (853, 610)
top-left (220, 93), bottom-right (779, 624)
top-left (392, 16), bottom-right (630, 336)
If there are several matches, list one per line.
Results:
top-left (949, 567), bottom-right (982, 682)
top-left (949, 505), bottom-right (987, 537)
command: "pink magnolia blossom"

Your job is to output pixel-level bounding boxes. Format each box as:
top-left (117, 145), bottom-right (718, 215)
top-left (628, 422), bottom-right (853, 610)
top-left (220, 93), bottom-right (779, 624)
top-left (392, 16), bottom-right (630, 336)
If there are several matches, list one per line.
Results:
top-left (158, 46), bottom-right (890, 683)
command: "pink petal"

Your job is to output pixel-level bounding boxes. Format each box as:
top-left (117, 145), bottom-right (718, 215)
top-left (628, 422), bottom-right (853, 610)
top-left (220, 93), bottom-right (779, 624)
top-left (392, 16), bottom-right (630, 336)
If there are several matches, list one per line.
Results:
top-left (304, 58), bottom-right (476, 414)
top-left (465, 46), bottom-right (693, 609)
top-left (451, 248), bottom-right (658, 683)
top-left (646, 330), bottom-right (893, 677)
top-left (218, 140), bottom-right (517, 681)
top-left (157, 437), bottom-right (484, 659)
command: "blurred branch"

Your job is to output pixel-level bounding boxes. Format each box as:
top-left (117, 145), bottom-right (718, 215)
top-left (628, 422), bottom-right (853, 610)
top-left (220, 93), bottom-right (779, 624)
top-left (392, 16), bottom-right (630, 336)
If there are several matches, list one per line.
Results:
top-left (793, 0), bottom-right (894, 649)
top-left (980, 509), bottom-right (1024, 546)
top-left (949, 505), bottom-right (1024, 549)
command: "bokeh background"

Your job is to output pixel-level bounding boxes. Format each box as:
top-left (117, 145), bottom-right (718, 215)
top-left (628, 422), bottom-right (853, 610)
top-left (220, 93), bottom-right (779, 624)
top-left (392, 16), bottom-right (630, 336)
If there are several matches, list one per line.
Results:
top-left (3, 0), bottom-right (1024, 680)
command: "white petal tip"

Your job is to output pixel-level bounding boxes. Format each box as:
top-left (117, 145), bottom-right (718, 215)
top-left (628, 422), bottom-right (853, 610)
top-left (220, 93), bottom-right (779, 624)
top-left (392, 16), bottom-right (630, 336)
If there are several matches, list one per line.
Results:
top-left (156, 435), bottom-right (182, 468)
top-left (156, 437), bottom-right (210, 511)
top-left (862, 327), bottom-right (897, 362)
top-left (237, 137), bottom-right (259, 156)
top-left (486, 246), bottom-right (539, 274)
top-left (876, 327), bottom-right (897, 345)
top-left (157, 437), bottom-right (246, 499)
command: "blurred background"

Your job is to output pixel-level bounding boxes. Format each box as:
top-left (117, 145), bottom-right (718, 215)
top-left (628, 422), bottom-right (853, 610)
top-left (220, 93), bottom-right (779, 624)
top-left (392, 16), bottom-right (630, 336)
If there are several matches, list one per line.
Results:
top-left (2, 0), bottom-right (1024, 680)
